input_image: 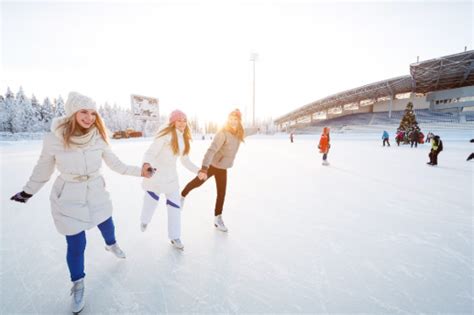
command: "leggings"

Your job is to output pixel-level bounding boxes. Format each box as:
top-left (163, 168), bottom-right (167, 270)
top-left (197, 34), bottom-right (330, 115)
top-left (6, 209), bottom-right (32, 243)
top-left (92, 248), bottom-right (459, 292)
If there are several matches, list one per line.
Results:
top-left (141, 191), bottom-right (181, 239)
top-left (65, 217), bottom-right (116, 282)
top-left (181, 165), bottom-right (227, 216)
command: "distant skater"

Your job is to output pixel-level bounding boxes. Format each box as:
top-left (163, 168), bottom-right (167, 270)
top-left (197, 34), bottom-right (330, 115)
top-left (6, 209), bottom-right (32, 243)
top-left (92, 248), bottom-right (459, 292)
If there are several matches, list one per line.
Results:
top-left (318, 127), bottom-right (331, 165)
top-left (467, 139), bottom-right (474, 161)
top-left (382, 130), bottom-right (390, 147)
top-left (427, 135), bottom-right (443, 166)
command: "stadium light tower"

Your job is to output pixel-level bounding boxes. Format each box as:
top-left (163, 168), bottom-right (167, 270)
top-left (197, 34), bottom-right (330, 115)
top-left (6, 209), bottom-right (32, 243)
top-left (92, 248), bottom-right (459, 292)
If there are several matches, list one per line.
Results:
top-left (250, 52), bottom-right (259, 127)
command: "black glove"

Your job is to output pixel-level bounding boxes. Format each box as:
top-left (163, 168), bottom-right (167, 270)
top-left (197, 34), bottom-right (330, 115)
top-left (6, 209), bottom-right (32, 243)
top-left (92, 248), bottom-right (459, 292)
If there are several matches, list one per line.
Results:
top-left (10, 191), bottom-right (33, 203)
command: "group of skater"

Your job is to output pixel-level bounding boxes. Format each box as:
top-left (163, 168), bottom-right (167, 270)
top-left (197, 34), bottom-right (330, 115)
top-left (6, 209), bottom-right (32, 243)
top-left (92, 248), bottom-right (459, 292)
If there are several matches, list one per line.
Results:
top-left (383, 130), bottom-right (444, 166)
top-left (10, 92), bottom-right (245, 314)
top-left (393, 127), bottom-right (426, 147)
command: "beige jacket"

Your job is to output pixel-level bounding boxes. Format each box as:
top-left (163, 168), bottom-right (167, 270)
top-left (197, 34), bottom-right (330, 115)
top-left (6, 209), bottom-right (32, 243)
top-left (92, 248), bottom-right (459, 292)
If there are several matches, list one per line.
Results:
top-left (201, 129), bottom-right (242, 170)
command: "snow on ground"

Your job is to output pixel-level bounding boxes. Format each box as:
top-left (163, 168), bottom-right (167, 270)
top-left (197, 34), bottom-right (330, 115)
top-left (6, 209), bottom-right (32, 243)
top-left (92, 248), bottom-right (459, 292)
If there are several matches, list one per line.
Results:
top-left (1, 132), bottom-right (473, 314)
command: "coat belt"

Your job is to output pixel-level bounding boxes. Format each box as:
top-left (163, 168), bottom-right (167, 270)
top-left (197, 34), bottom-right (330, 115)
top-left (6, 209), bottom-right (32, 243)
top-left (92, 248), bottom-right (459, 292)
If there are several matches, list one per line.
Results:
top-left (60, 170), bottom-right (102, 182)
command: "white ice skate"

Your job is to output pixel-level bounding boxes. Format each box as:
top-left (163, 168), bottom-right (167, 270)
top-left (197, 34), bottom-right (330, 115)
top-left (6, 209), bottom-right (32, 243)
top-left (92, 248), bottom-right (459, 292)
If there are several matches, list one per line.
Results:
top-left (105, 243), bottom-right (126, 259)
top-left (171, 239), bottom-right (184, 250)
top-left (140, 223), bottom-right (148, 232)
top-left (70, 278), bottom-right (85, 314)
top-left (180, 196), bottom-right (185, 210)
top-left (214, 215), bottom-right (228, 232)
top-left (322, 160), bottom-right (330, 166)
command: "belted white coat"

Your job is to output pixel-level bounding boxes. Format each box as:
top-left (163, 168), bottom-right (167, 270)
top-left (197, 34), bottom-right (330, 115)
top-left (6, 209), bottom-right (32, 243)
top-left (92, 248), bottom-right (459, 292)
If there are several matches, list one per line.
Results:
top-left (23, 127), bottom-right (141, 236)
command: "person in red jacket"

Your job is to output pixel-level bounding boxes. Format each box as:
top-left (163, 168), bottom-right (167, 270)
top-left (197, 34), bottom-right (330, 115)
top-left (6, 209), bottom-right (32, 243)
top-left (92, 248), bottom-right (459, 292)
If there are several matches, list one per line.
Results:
top-left (318, 127), bottom-right (331, 165)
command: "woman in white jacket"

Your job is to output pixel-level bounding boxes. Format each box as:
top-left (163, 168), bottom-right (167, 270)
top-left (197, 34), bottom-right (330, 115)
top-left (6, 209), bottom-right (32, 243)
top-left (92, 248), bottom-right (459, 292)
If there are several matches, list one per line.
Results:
top-left (10, 92), bottom-right (151, 314)
top-left (140, 109), bottom-right (201, 250)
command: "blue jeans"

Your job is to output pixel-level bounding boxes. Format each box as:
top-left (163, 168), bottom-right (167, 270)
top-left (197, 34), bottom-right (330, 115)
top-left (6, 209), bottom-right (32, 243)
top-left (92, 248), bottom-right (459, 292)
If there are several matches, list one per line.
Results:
top-left (65, 217), bottom-right (117, 282)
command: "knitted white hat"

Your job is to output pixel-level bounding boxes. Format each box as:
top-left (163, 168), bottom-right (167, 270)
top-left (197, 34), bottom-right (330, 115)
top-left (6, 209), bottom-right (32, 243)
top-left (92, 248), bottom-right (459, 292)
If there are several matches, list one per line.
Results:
top-left (64, 91), bottom-right (97, 117)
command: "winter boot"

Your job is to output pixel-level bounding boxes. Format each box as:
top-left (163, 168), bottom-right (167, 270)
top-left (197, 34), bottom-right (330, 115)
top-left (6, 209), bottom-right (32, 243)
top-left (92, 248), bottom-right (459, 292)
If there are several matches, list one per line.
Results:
top-left (140, 223), bottom-right (148, 232)
top-left (214, 215), bottom-right (228, 232)
top-left (70, 278), bottom-right (85, 314)
top-left (322, 160), bottom-right (330, 166)
top-left (105, 243), bottom-right (126, 259)
top-left (171, 239), bottom-right (184, 250)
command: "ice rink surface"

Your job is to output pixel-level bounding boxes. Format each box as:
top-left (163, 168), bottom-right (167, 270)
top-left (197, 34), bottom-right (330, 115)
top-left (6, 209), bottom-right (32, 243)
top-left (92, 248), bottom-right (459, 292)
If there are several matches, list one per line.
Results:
top-left (1, 132), bottom-right (473, 314)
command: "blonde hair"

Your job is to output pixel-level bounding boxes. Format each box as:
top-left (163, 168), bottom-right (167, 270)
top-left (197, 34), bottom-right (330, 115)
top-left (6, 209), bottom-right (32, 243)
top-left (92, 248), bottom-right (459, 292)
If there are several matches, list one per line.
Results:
top-left (58, 112), bottom-right (108, 147)
top-left (224, 119), bottom-right (245, 142)
top-left (156, 123), bottom-right (191, 155)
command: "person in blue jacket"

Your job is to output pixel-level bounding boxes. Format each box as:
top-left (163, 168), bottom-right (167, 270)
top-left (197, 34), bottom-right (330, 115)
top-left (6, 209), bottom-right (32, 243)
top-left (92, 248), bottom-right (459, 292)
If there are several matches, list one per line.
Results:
top-left (382, 130), bottom-right (390, 147)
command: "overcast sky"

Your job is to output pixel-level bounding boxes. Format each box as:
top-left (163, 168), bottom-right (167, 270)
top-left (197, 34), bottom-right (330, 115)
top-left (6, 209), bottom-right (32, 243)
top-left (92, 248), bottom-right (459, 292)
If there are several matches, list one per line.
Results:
top-left (1, 0), bottom-right (472, 123)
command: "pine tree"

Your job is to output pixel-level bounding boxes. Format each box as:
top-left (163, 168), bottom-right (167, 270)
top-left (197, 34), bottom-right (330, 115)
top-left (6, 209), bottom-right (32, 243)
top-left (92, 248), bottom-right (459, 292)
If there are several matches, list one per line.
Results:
top-left (11, 87), bottom-right (35, 132)
top-left (1, 87), bottom-right (15, 132)
top-left (397, 102), bottom-right (422, 143)
top-left (54, 95), bottom-right (66, 117)
top-left (0, 95), bottom-right (7, 132)
top-left (41, 97), bottom-right (54, 131)
top-left (30, 94), bottom-right (44, 132)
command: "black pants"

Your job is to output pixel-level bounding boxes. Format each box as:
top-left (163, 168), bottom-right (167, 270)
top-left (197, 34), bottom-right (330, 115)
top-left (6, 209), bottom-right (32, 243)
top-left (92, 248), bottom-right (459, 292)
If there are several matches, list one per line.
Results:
top-left (383, 139), bottom-right (390, 146)
top-left (467, 153), bottom-right (474, 161)
top-left (411, 140), bottom-right (417, 148)
top-left (181, 165), bottom-right (227, 216)
top-left (429, 150), bottom-right (439, 165)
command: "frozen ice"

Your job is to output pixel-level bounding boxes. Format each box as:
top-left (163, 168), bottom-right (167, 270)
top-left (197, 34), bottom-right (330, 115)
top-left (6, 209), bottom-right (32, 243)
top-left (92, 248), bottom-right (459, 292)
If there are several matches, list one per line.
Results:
top-left (1, 132), bottom-right (473, 313)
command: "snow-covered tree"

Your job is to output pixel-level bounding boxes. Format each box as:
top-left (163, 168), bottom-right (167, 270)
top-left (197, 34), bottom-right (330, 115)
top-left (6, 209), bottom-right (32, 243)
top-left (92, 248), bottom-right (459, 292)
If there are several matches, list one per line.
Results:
top-left (40, 97), bottom-right (54, 131)
top-left (54, 95), bottom-right (66, 117)
top-left (11, 87), bottom-right (35, 132)
top-left (30, 94), bottom-right (44, 132)
top-left (0, 94), bottom-right (7, 132)
top-left (1, 87), bottom-right (15, 132)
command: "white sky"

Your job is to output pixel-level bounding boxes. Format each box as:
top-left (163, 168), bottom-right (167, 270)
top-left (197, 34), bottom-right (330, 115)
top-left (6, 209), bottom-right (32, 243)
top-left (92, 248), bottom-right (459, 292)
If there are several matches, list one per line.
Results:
top-left (1, 0), bottom-right (473, 123)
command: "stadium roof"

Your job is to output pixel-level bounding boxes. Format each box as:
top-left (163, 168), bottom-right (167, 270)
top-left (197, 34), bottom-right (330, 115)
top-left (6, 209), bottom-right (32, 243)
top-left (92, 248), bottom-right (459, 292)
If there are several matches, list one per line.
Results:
top-left (410, 50), bottom-right (474, 94)
top-left (275, 50), bottom-right (474, 125)
top-left (274, 75), bottom-right (413, 124)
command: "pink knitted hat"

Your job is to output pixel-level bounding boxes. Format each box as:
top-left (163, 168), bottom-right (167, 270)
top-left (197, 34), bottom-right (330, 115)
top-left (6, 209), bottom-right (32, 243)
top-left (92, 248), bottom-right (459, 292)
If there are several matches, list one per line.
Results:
top-left (229, 108), bottom-right (242, 120)
top-left (169, 110), bottom-right (187, 124)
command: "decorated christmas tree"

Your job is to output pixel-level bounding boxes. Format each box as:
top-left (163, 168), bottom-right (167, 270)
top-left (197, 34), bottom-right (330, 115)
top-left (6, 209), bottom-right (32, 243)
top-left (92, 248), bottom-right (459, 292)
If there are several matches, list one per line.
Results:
top-left (397, 102), bottom-right (422, 144)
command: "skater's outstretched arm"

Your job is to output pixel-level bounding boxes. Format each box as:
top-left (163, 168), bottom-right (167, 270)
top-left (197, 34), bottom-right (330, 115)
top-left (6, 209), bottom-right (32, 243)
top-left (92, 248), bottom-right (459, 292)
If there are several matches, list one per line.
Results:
top-left (102, 145), bottom-right (142, 176)
top-left (180, 155), bottom-right (200, 174)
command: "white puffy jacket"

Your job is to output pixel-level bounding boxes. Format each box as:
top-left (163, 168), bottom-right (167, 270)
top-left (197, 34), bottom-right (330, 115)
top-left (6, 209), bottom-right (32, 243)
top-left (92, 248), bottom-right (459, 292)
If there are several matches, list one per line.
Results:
top-left (23, 132), bottom-right (141, 236)
top-left (141, 129), bottom-right (199, 194)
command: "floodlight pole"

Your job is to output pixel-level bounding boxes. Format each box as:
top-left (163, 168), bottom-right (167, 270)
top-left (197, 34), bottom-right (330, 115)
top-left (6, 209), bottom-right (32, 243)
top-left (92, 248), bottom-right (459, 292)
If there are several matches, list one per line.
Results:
top-left (250, 52), bottom-right (259, 127)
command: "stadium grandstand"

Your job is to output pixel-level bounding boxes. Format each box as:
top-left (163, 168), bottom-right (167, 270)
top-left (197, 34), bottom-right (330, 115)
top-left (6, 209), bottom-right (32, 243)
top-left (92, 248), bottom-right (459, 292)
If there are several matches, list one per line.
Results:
top-left (275, 50), bottom-right (474, 133)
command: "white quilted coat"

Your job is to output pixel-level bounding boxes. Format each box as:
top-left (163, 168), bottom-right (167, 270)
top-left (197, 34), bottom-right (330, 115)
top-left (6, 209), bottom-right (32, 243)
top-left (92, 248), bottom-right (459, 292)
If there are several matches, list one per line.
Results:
top-left (141, 130), bottom-right (199, 194)
top-left (23, 130), bottom-right (141, 236)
